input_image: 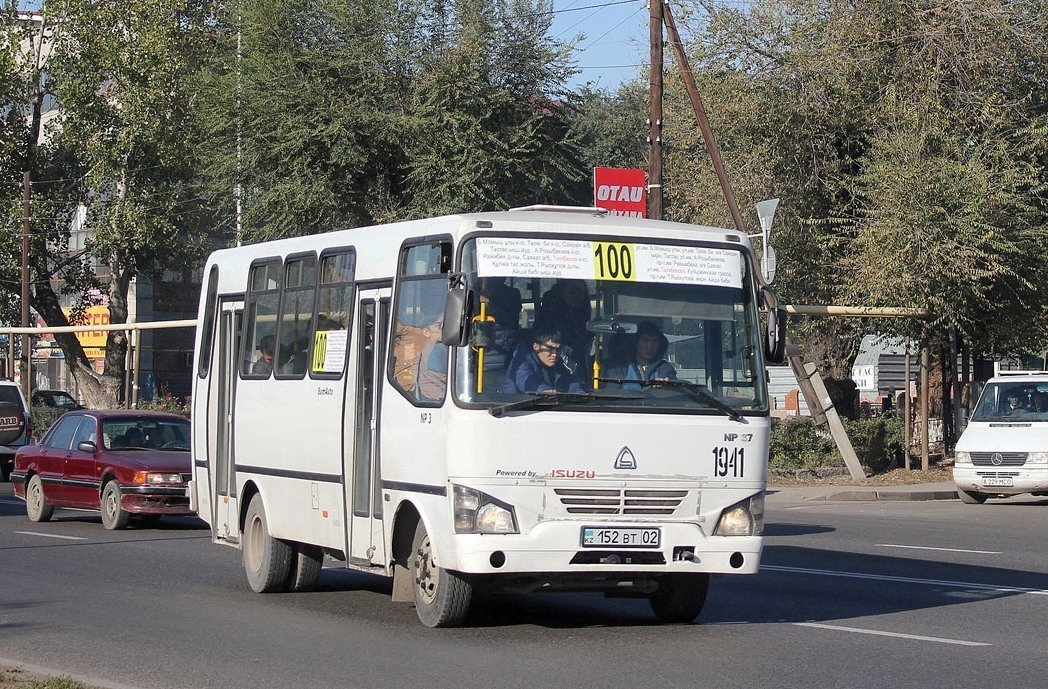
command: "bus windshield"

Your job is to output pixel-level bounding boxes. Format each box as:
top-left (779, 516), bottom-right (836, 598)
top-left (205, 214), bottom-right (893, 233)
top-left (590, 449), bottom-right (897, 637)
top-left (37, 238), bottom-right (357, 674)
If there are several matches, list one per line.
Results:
top-left (454, 236), bottom-right (768, 413)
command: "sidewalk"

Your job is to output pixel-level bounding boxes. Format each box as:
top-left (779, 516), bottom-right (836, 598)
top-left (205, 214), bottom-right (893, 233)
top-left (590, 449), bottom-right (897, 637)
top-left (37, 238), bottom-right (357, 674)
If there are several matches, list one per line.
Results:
top-left (766, 481), bottom-right (959, 503)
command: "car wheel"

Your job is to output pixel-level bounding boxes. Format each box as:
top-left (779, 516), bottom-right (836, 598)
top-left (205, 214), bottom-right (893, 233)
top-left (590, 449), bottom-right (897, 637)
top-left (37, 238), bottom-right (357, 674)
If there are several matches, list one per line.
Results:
top-left (26, 475), bottom-right (53, 523)
top-left (958, 489), bottom-right (988, 504)
top-left (287, 543), bottom-right (324, 592)
top-left (243, 493), bottom-right (292, 593)
top-left (101, 480), bottom-right (131, 530)
top-left (410, 521), bottom-right (472, 628)
top-left (649, 573), bottom-right (710, 623)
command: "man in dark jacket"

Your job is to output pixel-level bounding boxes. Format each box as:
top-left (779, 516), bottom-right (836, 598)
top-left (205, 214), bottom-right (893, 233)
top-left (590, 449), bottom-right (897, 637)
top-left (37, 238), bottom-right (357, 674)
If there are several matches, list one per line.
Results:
top-left (501, 329), bottom-right (585, 394)
top-left (604, 320), bottom-right (676, 390)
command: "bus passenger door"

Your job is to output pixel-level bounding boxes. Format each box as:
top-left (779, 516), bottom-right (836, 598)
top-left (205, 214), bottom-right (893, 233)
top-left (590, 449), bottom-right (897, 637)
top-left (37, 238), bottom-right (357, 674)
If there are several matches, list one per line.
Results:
top-left (209, 301), bottom-right (241, 542)
top-left (348, 288), bottom-right (390, 565)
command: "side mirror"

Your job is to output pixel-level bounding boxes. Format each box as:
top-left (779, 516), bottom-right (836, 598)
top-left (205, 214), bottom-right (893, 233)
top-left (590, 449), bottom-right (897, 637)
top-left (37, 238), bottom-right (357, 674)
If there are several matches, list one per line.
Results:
top-left (441, 274), bottom-right (475, 347)
top-left (765, 306), bottom-right (787, 364)
top-left (77, 440), bottom-right (97, 454)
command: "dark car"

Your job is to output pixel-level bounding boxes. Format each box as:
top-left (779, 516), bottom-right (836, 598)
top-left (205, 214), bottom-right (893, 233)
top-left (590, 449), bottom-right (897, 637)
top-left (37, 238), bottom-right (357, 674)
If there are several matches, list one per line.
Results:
top-left (12, 410), bottom-right (193, 529)
top-left (31, 389), bottom-right (83, 410)
top-left (0, 378), bottom-right (32, 482)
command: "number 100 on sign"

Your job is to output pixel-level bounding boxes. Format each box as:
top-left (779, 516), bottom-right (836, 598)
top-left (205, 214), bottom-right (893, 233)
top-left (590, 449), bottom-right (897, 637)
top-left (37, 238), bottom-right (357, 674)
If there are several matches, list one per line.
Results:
top-left (593, 242), bottom-right (635, 281)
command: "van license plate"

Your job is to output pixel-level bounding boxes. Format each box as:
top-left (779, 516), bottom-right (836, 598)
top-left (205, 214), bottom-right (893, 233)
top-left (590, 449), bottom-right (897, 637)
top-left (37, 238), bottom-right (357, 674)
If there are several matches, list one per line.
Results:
top-left (581, 527), bottom-right (660, 548)
top-left (982, 477), bottom-right (1013, 487)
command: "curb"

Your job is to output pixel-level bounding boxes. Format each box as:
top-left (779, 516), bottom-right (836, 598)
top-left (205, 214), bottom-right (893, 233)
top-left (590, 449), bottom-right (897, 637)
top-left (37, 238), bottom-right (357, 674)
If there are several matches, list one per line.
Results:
top-left (810, 489), bottom-right (959, 502)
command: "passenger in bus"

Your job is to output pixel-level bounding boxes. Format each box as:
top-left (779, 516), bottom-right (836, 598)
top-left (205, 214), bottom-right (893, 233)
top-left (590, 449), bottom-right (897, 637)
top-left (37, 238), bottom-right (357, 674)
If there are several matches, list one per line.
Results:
top-left (501, 329), bottom-right (585, 394)
top-left (252, 335), bottom-right (276, 375)
top-left (535, 279), bottom-right (592, 374)
top-left (603, 321), bottom-right (676, 390)
top-left (1033, 391), bottom-right (1048, 413)
top-left (415, 314), bottom-right (448, 402)
top-left (282, 319), bottom-right (313, 374)
top-left (479, 277), bottom-right (522, 370)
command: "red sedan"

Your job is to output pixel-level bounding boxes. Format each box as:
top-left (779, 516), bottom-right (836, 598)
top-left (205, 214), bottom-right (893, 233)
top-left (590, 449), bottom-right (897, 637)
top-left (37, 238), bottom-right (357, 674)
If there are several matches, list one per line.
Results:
top-left (12, 410), bottom-right (193, 530)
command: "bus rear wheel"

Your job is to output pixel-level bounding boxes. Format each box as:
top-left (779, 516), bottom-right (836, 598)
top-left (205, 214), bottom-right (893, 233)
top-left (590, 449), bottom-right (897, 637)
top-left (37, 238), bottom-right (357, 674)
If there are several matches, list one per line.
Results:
top-left (649, 573), bottom-right (710, 623)
top-left (243, 493), bottom-right (292, 593)
top-left (410, 521), bottom-right (472, 628)
top-left (287, 543), bottom-right (324, 592)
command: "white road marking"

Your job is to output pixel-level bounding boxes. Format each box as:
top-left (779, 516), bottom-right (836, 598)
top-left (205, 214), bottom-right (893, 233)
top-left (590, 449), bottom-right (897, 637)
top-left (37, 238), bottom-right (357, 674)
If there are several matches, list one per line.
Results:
top-left (763, 564), bottom-right (1048, 596)
top-left (15, 531), bottom-right (87, 541)
top-left (876, 543), bottom-right (1002, 555)
top-left (796, 622), bottom-right (989, 647)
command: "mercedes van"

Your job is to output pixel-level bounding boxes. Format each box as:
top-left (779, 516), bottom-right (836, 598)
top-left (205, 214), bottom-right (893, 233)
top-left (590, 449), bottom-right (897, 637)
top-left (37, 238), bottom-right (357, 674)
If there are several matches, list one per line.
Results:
top-left (953, 371), bottom-right (1048, 503)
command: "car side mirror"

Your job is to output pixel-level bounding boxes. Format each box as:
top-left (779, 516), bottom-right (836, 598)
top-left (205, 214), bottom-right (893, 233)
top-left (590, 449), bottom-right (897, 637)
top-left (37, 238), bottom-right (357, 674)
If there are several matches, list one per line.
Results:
top-left (77, 440), bottom-right (97, 454)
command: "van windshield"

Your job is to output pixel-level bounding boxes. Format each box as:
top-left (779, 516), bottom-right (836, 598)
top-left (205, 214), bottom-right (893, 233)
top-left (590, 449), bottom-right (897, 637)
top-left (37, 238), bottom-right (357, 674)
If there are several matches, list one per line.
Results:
top-left (452, 235), bottom-right (768, 414)
top-left (971, 382), bottom-right (1048, 421)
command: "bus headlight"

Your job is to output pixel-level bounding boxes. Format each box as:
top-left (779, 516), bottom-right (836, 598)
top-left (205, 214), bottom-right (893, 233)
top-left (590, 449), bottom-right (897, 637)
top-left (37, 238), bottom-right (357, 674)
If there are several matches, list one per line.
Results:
top-left (453, 485), bottom-right (518, 534)
top-left (715, 494), bottom-right (764, 536)
top-left (1027, 452), bottom-right (1048, 465)
top-left (954, 451), bottom-right (971, 465)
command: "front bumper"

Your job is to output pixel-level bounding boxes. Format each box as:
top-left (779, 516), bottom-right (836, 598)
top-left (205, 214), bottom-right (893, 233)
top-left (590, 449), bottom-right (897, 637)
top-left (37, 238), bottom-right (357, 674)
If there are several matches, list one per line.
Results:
top-left (953, 465), bottom-right (1048, 496)
top-left (120, 485), bottom-right (194, 515)
top-left (450, 520), bottom-right (762, 576)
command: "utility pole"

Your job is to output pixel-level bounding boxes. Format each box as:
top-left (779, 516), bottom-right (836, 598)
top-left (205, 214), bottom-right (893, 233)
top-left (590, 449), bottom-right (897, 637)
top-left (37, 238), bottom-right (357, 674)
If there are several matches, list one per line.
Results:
top-left (21, 15), bottom-right (47, 399)
top-left (21, 171), bottom-right (31, 398)
top-left (663, 3), bottom-right (744, 232)
top-left (648, 0), bottom-right (663, 220)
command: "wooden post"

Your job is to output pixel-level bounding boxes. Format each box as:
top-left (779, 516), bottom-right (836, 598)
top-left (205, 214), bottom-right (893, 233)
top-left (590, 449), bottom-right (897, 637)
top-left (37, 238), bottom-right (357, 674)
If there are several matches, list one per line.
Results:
top-left (904, 337), bottom-right (911, 470)
top-left (920, 338), bottom-right (930, 471)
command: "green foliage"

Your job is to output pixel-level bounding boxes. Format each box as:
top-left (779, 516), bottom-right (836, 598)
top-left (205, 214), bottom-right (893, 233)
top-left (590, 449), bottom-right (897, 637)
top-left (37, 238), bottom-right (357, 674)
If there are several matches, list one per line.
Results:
top-left (769, 417), bottom-right (836, 475)
top-left (197, 0), bottom-right (582, 239)
top-left (842, 415), bottom-right (905, 474)
top-left (666, 0), bottom-right (1048, 364)
top-left (770, 416), bottom-right (905, 476)
top-left (137, 391), bottom-right (191, 418)
top-left (30, 406), bottom-right (64, 439)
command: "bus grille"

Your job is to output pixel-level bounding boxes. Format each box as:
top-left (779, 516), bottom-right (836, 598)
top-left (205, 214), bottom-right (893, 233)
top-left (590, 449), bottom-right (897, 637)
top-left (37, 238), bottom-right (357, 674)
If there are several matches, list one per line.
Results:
top-left (553, 488), bottom-right (688, 515)
top-left (970, 452), bottom-right (1027, 467)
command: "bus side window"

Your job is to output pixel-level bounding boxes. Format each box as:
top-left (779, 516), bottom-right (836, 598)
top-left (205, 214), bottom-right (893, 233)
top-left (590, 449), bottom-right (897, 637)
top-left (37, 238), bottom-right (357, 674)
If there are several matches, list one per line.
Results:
top-left (242, 260), bottom-right (282, 378)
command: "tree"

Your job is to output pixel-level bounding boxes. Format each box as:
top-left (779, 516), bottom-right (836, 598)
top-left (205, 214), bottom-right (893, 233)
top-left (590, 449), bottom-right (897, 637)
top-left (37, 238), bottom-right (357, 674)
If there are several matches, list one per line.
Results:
top-left (658, 0), bottom-right (1048, 376)
top-left (5, 1), bottom-right (220, 408)
top-left (197, 0), bottom-right (584, 240)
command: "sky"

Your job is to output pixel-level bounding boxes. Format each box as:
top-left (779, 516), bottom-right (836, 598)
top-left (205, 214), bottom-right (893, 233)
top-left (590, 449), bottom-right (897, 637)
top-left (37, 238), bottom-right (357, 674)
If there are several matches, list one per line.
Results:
top-left (549, 0), bottom-right (649, 90)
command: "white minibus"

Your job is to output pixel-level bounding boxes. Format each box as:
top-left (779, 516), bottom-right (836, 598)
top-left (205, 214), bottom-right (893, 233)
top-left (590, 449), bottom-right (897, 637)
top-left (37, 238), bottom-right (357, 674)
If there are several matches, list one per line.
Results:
top-left (190, 206), bottom-right (786, 626)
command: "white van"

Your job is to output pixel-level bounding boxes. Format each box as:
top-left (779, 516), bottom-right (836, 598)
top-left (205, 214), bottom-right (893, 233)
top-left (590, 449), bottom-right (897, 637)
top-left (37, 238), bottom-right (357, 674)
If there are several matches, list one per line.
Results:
top-left (953, 371), bottom-right (1048, 503)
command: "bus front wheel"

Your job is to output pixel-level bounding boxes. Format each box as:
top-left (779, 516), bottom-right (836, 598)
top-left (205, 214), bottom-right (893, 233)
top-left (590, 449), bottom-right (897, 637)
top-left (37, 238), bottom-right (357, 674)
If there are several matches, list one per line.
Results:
top-left (649, 573), bottom-right (710, 623)
top-left (243, 493), bottom-right (292, 593)
top-left (410, 521), bottom-right (472, 628)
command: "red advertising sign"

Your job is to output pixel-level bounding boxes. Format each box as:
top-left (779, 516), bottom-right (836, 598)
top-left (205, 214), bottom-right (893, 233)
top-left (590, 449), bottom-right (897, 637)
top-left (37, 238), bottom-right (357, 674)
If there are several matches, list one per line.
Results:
top-left (593, 167), bottom-right (647, 218)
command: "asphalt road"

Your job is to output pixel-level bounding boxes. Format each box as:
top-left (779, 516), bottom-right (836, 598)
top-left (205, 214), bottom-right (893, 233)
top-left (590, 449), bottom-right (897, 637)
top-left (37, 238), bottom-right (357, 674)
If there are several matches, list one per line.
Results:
top-left (1, 481), bottom-right (1045, 689)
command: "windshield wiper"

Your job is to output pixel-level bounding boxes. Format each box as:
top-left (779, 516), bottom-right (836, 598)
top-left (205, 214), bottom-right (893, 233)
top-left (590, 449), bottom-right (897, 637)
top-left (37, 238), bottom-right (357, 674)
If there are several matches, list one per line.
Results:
top-left (489, 390), bottom-right (643, 417)
top-left (596, 377), bottom-right (743, 421)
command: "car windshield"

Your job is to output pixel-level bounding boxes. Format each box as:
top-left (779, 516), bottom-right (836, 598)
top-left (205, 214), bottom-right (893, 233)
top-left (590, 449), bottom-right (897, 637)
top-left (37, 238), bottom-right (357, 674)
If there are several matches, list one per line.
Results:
top-left (971, 382), bottom-right (1048, 421)
top-left (103, 418), bottom-right (191, 450)
top-left (452, 235), bottom-right (768, 414)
